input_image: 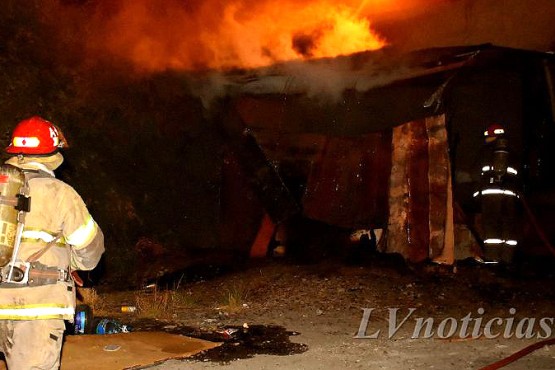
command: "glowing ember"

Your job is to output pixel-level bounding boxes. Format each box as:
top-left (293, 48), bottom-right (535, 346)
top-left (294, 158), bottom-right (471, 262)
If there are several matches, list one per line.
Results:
top-left (81, 0), bottom-right (388, 71)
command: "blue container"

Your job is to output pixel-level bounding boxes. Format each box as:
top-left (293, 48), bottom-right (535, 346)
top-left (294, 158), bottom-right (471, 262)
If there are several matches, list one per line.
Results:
top-left (73, 304), bottom-right (93, 334)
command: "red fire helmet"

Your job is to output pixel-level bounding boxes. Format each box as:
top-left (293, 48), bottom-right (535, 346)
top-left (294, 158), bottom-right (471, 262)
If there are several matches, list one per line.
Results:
top-left (5, 116), bottom-right (68, 155)
top-left (483, 123), bottom-right (505, 143)
top-left (484, 123), bottom-right (505, 137)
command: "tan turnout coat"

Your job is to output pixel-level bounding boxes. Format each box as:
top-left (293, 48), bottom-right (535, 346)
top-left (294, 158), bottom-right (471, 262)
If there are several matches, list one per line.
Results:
top-left (0, 157), bottom-right (104, 321)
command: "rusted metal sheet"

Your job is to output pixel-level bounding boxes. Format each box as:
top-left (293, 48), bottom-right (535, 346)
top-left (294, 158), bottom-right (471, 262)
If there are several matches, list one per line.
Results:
top-left (427, 115), bottom-right (454, 262)
top-left (386, 114), bottom-right (455, 263)
top-left (386, 118), bottom-right (430, 262)
top-left (301, 132), bottom-right (392, 229)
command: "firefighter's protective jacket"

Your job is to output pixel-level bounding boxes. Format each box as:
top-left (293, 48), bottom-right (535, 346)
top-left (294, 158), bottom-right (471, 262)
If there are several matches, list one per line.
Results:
top-left (0, 155), bottom-right (104, 320)
top-left (473, 137), bottom-right (520, 261)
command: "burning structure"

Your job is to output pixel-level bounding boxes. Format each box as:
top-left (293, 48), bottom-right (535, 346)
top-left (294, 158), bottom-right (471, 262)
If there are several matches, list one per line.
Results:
top-left (207, 44), bottom-right (555, 266)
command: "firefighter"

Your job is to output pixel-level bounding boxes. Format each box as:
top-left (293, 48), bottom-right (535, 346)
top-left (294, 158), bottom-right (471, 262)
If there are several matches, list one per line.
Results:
top-left (473, 123), bottom-right (520, 264)
top-left (0, 116), bottom-right (104, 369)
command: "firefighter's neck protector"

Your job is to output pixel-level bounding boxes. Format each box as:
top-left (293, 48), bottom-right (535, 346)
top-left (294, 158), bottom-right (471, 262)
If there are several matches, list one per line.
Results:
top-left (5, 153), bottom-right (64, 175)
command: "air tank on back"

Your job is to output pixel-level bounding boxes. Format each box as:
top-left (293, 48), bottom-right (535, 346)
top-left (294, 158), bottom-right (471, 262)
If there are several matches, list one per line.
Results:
top-left (0, 165), bottom-right (25, 267)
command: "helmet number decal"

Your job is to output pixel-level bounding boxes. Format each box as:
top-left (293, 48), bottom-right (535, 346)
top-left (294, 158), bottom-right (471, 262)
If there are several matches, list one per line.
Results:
top-left (49, 127), bottom-right (60, 147)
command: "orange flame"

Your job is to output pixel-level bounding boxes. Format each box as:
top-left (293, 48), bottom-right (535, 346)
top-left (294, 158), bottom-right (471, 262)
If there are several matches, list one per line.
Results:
top-left (82, 0), bottom-right (388, 72)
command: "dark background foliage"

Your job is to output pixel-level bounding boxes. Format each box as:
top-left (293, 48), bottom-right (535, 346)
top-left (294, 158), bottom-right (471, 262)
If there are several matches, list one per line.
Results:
top-left (0, 1), bottom-right (227, 286)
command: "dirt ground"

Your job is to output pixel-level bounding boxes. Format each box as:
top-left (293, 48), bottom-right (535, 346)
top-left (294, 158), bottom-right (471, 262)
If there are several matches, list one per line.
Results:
top-left (89, 254), bottom-right (555, 370)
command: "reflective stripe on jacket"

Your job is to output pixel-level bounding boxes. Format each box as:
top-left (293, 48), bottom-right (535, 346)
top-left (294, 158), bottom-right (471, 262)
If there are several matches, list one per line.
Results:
top-left (0, 305), bottom-right (74, 320)
top-left (0, 283), bottom-right (76, 320)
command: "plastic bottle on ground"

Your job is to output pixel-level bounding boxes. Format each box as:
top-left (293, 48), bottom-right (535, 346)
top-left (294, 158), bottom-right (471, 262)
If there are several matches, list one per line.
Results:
top-left (94, 318), bottom-right (133, 334)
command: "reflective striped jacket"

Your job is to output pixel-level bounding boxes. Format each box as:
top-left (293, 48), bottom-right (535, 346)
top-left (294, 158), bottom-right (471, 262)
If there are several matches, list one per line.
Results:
top-left (0, 167), bottom-right (104, 320)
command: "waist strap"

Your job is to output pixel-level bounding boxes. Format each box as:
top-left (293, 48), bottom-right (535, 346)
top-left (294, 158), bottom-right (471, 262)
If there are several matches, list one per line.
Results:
top-left (0, 262), bottom-right (70, 287)
top-left (29, 263), bottom-right (71, 285)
